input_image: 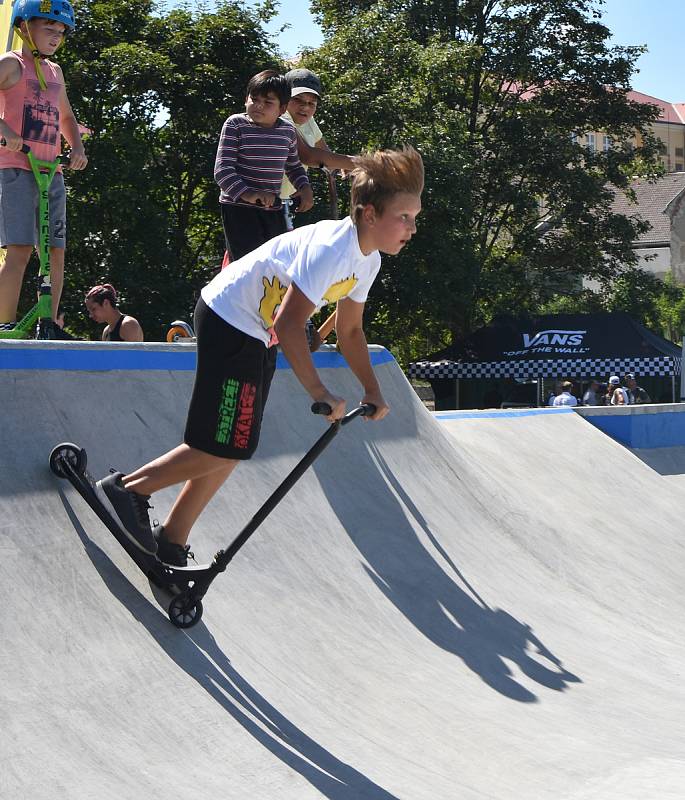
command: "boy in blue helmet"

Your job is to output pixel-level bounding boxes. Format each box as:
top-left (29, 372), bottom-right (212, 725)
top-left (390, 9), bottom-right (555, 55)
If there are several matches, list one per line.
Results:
top-left (0, 0), bottom-right (87, 332)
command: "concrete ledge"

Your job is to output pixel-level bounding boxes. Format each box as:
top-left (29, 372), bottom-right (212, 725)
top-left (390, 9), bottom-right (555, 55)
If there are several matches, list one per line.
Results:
top-left (575, 402), bottom-right (685, 448)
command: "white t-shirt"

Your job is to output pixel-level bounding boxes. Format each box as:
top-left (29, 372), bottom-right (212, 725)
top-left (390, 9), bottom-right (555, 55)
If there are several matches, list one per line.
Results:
top-left (201, 216), bottom-right (381, 347)
top-left (553, 391), bottom-right (578, 407)
top-left (280, 113), bottom-right (323, 199)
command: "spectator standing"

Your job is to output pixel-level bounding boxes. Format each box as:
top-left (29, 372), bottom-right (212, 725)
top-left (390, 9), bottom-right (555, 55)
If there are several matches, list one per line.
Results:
top-left (607, 375), bottom-right (628, 405)
top-left (552, 381), bottom-right (578, 407)
top-left (582, 380), bottom-right (601, 406)
top-left (595, 382), bottom-right (608, 405)
top-left (214, 70), bottom-right (314, 262)
top-left (547, 383), bottom-right (561, 406)
top-left (280, 68), bottom-right (354, 229)
top-left (625, 373), bottom-right (651, 404)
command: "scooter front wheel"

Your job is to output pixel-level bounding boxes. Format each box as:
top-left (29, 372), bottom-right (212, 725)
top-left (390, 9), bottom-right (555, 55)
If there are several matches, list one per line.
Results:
top-left (168, 592), bottom-right (203, 628)
top-left (49, 442), bottom-right (87, 478)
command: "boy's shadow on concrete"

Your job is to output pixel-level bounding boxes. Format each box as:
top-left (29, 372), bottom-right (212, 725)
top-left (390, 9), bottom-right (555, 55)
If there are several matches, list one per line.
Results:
top-left (314, 441), bottom-right (581, 703)
top-left (58, 489), bottom-right (400, 800)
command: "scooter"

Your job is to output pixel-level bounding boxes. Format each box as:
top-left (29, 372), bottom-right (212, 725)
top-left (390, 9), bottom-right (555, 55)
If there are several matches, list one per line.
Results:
top-left (49, 402), bottom-right (375, 628)
top-left (0, 142), bottom-right (69, 340)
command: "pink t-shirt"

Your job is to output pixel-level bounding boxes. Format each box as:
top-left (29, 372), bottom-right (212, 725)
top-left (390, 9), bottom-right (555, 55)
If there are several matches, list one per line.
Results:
top-left (0, 51), bottom-right (63, 170)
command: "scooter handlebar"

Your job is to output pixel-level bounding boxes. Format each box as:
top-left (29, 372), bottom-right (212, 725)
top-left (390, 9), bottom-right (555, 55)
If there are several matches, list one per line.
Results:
top-left (0, 138), bottom-right (28, 153)
top-left (0, 140), bottom-right (70, 164)
top-left (311, 402), bottom-right (377, 423)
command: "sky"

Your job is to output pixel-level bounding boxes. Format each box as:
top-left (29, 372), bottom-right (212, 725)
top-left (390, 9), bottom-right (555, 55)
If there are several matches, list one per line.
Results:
top-left (263, 0), bottom-right (684, 102)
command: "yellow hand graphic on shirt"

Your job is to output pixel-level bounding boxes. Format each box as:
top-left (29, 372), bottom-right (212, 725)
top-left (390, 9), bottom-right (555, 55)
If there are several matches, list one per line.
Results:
top-left (323, 276), bottom-right (358, 304)
top-left (259, 276), bottom-right (288, 330)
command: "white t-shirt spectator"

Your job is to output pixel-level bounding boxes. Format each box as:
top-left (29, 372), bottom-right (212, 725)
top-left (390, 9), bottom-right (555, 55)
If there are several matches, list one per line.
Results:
top-left (553, 391), bottom-right (578, 407)
top-left (280, 113), bottom-right (323, 199)
top-left (202, 216), bottom-right (381, 347)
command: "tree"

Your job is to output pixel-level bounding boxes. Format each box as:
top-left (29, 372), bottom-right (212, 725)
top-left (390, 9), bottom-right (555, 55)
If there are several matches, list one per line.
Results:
top-left (39, 0), bottom-right (282, 339)
top-left (305, 0), bottom-right (663, 362)
top-left (542, 270), bottom-right (685, 344)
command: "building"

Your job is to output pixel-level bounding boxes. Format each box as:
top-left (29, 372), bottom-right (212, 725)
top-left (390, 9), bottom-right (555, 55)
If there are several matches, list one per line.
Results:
top-left (609, 172), bottom-right (685, 283)
top-left (581, 92), bottom-right (685, 284)
top-left (581, 91), bottom-right (685, 172)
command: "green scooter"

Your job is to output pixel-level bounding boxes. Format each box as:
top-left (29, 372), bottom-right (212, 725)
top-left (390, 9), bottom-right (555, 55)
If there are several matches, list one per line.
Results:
top-left (0, 142), bottom-right (68, 340)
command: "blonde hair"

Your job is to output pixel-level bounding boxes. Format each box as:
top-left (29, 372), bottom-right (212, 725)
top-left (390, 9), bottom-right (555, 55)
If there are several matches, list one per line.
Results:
top-left (349, 147), bottom-right (424, 224)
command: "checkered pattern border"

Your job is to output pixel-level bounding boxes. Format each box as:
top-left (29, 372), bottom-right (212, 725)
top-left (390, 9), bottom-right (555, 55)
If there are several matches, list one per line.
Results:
top-left (408, 356), bottom-right (680, 380)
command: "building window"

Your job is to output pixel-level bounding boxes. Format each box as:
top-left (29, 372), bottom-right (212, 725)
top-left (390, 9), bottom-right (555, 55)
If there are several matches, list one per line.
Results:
top-left (676, 147), bottom-right (684, 158)
top-left (603, 135), bottom-right (611, 152)
top-left (586, 132), bottom-right (596, 152)
top-left (676, 164), bottom-right (684, 172)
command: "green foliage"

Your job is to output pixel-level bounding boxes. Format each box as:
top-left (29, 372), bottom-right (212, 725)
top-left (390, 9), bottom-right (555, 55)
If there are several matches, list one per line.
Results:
top-left (542, 269), bottom-right (685, 344)
top-left (50, 0), bottom-right (282, 339)
top-left (15, 0), bottom-right (670, 364)
top-left (304, 0), bottom-right (664, 364)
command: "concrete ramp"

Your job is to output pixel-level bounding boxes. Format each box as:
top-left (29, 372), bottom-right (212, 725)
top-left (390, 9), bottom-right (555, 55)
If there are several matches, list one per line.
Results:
top-left (1, 342), bottom-right (684, 799)
top-left (631, 445), bottom-right (685, 480)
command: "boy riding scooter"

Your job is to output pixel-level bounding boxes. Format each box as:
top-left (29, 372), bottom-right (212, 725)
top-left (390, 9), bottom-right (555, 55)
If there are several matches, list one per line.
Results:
top-left (96, 147), bottom-right (424, 568)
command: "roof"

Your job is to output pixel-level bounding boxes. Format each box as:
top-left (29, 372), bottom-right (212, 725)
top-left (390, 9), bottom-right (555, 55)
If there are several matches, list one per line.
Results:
top-left (611, 172), bottom-right (685, 245)
top-left (627, 91), bottom-right (685, 125)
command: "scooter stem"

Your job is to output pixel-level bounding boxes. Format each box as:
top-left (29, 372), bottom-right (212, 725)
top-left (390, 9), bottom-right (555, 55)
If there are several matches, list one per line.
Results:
top-left (213, 404), bottom-right (376, 570)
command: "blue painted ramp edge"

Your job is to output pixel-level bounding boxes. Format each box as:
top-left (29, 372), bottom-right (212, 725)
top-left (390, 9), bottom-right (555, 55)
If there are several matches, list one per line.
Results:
top-left (433, 405), bottom-right (685, 449)
top-left (0, 346), bottom-right (395, 372)
top-left (582, 411), bottom-right (685, 449)
top-left (434, 407), bottom-right (575, 421)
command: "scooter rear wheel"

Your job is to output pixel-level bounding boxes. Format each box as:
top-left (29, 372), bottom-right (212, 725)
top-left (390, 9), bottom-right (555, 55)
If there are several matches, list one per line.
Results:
top-left (168, 592), bottom-right (203, 628)
top-left (49, 442), bottom-right (87, 478)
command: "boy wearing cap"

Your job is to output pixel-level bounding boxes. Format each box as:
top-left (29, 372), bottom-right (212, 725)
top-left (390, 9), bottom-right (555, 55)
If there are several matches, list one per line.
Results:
top-left (280, 68), bottom-right (354, 228)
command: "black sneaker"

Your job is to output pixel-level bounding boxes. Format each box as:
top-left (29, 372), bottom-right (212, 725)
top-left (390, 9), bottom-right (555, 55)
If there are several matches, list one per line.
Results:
top-left (95, 472), bottom-right (157, 555)
top-left (154, 525), bottom-right (193, 567)
top-left (37, 319), bottom-right (74, 340)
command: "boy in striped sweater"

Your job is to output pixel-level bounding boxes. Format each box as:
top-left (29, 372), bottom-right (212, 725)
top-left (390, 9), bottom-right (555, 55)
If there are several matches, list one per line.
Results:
top-left (214, 70), bottom-right (314, 261)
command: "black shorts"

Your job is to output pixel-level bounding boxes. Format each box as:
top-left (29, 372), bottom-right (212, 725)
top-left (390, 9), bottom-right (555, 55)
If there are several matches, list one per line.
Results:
top-left (184, 298), bottom-right (277, 459)
top-left (220, 202), bottom-right (287, 261)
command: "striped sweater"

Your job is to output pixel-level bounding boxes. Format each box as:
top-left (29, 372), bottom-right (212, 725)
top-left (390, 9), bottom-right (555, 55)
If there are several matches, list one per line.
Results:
top-left (214, 113), bottom-right (309, 209)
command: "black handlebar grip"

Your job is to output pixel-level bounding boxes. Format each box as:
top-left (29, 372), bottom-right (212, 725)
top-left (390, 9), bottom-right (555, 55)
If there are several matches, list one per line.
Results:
top-left (0, 139), bottom-right (30, 154)
top-left (311, 402), bottom-right (377, 419)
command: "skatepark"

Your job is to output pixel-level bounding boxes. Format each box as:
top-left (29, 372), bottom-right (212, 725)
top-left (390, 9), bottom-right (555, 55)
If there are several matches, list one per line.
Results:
top-left (1, 340), bottom-right (684, 799)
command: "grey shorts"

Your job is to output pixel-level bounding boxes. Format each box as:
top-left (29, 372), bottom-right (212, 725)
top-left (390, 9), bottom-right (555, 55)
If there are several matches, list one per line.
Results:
top-left (0, 167), bottom-right (66, 249)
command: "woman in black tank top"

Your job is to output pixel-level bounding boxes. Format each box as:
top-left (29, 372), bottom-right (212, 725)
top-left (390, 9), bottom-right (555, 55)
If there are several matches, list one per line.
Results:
top-left (106, 313), bottom-right (125, 341)
top-left (85, 283), bottom-right (144, 342)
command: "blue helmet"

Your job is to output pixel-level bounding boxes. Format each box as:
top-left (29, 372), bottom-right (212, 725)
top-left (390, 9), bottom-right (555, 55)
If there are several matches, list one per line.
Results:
top-left (11, 0), bottom-right (76, 31)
